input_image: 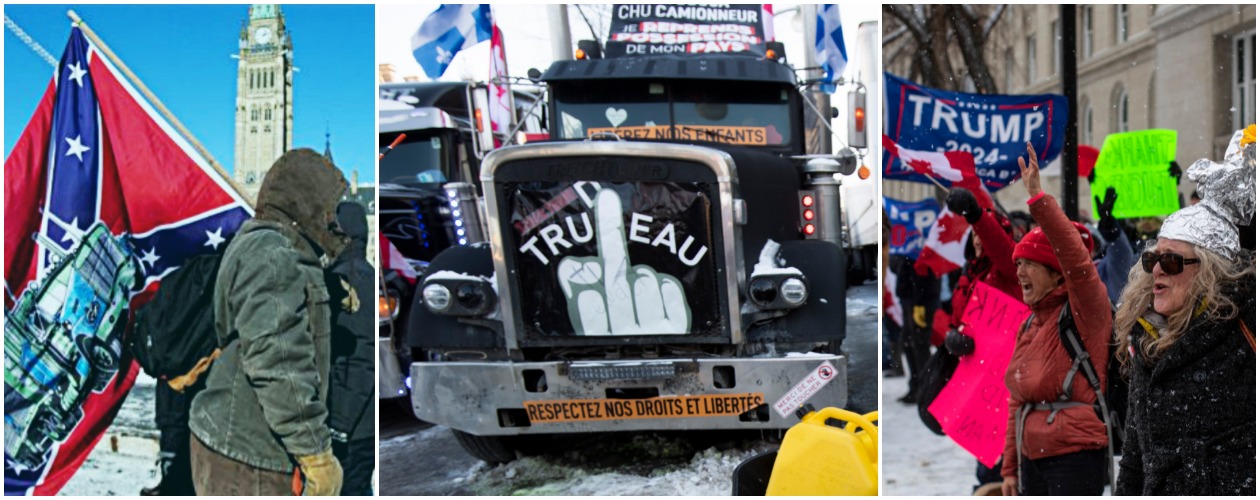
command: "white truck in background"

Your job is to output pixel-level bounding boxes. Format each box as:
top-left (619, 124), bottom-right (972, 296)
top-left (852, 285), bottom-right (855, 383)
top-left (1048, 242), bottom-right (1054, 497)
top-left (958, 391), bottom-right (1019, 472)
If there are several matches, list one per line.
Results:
top-left (838, 20), bottom-right (880, 285)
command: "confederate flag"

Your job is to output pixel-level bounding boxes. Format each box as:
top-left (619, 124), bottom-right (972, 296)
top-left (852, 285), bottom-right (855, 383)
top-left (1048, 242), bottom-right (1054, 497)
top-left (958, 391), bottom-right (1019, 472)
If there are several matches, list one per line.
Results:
top-left (4, 28), bottom-right (251, 495)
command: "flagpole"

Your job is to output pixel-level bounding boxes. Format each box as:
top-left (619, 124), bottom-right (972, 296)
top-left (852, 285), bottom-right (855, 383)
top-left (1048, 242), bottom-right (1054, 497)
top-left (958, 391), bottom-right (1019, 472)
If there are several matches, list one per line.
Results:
top-left (67, 10), bottom-right (255, 208)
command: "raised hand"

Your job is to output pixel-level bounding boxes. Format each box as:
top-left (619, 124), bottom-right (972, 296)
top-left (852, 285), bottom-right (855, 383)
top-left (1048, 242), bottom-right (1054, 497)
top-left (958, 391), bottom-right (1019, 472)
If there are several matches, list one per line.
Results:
top-left (558, 188), bottom-right (690, 336)
top-left (1017, 141), bottom-right (1042, 199)
top-left (945, 188), bottom-right (983, 224)
top-left (1094, 187), bottom-right (1121, 242)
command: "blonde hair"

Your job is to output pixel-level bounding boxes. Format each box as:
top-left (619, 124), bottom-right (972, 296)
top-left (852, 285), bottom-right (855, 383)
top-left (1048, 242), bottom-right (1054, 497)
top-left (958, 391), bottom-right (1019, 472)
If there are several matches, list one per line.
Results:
top-left (1114, 243), bottom-right (1254, 371)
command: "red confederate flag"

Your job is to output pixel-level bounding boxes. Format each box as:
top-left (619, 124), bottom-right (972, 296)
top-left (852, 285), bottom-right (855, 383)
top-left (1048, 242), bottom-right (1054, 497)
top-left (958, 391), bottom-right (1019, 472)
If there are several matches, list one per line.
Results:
top-left (4, 28), bottom-right (251, 495)
top-left (883, 135), bottom-right (993, 210)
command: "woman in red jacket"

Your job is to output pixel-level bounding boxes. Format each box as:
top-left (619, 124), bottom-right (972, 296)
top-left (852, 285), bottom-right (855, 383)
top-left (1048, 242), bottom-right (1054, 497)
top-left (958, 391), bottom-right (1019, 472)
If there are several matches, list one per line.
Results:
top-left (1000, 143), bottom-right (1113, 496)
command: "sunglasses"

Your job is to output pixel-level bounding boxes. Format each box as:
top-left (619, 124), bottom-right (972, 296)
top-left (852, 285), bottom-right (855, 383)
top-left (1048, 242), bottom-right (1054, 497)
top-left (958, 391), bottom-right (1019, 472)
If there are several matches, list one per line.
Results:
top-left (1140, 251), bottom-right (1200, 275)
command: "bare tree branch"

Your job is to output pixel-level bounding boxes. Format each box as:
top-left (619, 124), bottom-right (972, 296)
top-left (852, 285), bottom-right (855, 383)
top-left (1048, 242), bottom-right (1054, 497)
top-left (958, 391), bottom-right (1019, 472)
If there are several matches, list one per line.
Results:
top-left (983, 5), bottom-right (1007, 39)
top-left (883, 25), bottom-right (908, 46)
top-left (574, 4), bottom-right (602, 45)
top-left (884, 5), bottom-right (927, 42)
top-left (948, 5), bottom-right (998, 94)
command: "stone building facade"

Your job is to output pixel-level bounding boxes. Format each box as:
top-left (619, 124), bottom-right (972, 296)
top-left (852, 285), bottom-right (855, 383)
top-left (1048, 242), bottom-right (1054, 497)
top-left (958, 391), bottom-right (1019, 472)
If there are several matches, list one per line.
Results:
top-left (884, 5), bottom-right (1255, 217)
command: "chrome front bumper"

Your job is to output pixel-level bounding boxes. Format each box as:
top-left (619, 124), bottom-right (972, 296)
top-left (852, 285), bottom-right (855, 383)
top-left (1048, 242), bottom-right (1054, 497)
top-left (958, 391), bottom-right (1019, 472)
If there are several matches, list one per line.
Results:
top-left (409, 354), bottom-right (847, 435)
top-left (378, 337), bottom-right (408, 399)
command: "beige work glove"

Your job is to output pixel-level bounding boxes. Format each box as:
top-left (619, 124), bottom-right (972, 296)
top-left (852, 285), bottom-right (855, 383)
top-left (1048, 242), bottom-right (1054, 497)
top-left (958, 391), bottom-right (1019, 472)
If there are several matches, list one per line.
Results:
top-left (296, 448), bottom-right (343, 496)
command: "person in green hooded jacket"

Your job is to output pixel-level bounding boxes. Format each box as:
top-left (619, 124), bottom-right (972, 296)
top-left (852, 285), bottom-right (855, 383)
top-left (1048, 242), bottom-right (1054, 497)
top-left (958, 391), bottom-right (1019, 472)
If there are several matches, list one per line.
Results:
top-left (189, 149), bottom-right (347, 496)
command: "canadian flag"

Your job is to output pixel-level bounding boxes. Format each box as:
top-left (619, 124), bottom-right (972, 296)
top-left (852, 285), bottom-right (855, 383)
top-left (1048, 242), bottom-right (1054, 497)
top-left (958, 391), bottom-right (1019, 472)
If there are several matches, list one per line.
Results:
top-left (884, 267), bottom-right (903, 327)
top-left (761, 4), bottom-right (775, 42)
top-left (380, 233), bottom-right (417, 284)
top-left (487, 6), bottom-right (512, 149)
top-left (883, 135), bottom-right (993, 210)
top-left (914, 206), bottom-right (972, 277)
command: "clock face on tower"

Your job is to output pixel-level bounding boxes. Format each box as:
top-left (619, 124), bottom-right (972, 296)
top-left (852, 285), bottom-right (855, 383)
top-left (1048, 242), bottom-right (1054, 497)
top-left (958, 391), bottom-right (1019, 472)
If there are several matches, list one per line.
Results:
top-left (255, 27), bottom-right (273, 44)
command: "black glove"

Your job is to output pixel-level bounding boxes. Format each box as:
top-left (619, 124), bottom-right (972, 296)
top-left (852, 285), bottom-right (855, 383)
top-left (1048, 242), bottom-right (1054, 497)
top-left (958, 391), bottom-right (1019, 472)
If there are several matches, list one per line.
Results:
top-left (1169, 161), bottom-right (1182, 185)
top-left (1094, 187), bottom-right (1121, 242)
top-left (945, 188), bottom-right (982, 224)
top-left (944, 328), bottom-right (975, 356)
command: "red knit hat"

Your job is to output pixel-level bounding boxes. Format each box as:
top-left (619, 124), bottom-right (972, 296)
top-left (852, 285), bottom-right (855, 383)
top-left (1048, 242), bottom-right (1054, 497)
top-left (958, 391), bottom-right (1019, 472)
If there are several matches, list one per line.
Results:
top-left (1012, 223), bottom-right (1094, 273)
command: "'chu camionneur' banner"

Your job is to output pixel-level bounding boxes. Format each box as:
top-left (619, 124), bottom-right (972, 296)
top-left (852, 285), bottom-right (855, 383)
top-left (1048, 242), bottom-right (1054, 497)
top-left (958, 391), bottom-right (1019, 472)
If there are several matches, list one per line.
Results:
top-left (605, 4), bottom-right (766, 58)
top-left (884, 73), bottom-right (1068, 191)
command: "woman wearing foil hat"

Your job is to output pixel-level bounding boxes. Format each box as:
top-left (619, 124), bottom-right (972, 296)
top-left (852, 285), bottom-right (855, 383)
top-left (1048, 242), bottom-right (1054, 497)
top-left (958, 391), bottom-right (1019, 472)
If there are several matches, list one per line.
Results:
top-left (1114, 127), bottom-right (1256, 496)
top-left (1000, 143), bottom-right (1113, 496)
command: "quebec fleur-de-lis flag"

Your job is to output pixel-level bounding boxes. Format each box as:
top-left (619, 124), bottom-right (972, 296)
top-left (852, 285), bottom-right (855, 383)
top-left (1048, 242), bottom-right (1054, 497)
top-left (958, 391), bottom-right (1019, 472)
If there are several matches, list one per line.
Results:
top-left (4, 27), bottom-right (251, 495)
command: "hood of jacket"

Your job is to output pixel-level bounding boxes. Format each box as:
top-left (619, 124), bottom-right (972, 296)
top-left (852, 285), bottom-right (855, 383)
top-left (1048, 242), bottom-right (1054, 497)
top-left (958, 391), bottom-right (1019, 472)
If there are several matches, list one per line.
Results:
top-left (254, 149), bottom-right (347, 258)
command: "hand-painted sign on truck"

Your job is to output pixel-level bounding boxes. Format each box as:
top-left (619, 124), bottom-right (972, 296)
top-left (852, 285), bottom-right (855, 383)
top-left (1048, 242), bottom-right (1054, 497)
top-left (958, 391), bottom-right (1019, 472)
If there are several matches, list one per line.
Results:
top-left (508, 181), bottom-right (719, 338)
top-left (525, 393), bottom-right (765, 423)
top-left (884, 73), bottom-right (1068, 191)
top-left (587, 125), bottom-right (771, 146)
top-left (605, 4), bottom-right (767, 58)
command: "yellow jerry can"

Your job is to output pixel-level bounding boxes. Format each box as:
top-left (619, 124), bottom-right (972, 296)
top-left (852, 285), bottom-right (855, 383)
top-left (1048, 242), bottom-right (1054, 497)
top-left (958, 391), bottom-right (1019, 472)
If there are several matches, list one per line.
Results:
top-left (765, 408), bottom-right (878, 496)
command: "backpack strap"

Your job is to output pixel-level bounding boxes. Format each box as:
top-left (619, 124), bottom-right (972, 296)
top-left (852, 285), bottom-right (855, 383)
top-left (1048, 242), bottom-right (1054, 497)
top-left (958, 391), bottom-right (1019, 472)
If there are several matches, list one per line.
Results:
top-left (1242, 319), bottom-right (1255, 352)
top-left (1054, 301), bottom-right (1116, 492)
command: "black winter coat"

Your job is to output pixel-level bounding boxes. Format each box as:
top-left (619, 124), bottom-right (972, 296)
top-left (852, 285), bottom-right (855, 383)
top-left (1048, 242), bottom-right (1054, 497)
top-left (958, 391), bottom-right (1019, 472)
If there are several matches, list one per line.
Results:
top-left (326, 203), bottom-right (376, 443)
top-left (1116, 281), bottom-right (1256, 496)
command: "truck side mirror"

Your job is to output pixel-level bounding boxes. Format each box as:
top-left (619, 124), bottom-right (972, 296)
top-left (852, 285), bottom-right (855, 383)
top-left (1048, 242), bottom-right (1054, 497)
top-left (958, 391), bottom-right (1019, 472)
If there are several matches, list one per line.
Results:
top-left (527, 68), bottom-right (542, 83)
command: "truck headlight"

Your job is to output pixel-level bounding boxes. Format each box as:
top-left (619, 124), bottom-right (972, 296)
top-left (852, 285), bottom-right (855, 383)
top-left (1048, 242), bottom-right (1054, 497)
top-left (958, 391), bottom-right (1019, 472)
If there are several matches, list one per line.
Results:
top-left (780, 278), bottom-right (808, 306)
top-left (422, 277), bottom-right (496, 316)
top-left (422, 284), bottom-right (451, 312)
top-left (747, 274), bottom-right (809, 310)
top-left (748, 277), bottom-right (778, 308)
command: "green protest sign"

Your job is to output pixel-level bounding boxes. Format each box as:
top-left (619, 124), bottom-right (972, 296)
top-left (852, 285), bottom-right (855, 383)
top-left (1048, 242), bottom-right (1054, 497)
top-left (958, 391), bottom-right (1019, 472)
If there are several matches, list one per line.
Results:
top-left (1090, 129), bottom-right (1179, 219)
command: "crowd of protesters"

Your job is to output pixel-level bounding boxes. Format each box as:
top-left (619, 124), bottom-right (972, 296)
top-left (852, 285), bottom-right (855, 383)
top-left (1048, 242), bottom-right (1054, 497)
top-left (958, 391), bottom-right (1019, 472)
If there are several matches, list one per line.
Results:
top-left (886, 127), bottom-right (1256, 496)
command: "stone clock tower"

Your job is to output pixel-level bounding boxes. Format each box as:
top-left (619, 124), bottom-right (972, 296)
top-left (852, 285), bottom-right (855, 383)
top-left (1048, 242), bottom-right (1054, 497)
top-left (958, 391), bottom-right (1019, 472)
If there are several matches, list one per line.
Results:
top-left (234, 4), bottom-right (293, 199)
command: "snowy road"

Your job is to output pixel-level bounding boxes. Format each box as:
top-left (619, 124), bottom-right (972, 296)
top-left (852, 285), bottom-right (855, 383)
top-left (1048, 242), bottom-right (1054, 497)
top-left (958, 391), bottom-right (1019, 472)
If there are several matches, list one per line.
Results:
top-left (59, 372), bottom-right (160, 496)
top-left (881, 373), bottom-right (978, 496)
top-left (380, 283), bottom-right (878, 495)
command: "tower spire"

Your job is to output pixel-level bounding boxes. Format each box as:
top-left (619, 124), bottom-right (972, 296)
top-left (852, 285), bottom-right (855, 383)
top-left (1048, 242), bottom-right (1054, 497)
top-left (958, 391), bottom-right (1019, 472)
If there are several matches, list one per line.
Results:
top-left (323, 122), bottom-right (334, 165)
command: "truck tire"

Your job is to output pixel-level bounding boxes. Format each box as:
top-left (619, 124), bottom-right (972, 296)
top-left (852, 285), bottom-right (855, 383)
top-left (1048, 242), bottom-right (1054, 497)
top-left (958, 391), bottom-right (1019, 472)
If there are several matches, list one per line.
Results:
top-left (452, 429), bottom-right (517, 464)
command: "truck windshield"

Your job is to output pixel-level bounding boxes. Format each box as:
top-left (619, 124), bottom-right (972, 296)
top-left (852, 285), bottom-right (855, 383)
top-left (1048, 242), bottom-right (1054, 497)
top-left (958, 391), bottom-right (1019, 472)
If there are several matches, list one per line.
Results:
top-left (553, 80), bottom-right (792, 147)
top-left (379, 133), bottom-right (450, 185)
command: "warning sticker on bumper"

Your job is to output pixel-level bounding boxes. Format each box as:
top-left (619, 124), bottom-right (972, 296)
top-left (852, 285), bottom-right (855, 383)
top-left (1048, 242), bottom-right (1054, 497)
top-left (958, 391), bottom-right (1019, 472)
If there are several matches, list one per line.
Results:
top-left (524, 393), bottom-right (765, 424)
top-left (772, 361), bottom-right (839, 418)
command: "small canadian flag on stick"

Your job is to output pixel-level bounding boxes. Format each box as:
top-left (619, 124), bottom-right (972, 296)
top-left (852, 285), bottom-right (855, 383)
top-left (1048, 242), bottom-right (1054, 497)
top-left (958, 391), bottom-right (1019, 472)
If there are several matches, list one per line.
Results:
top-left (883, 135), bottom-right (993, 210)
top-left (914, 206), bottom-right (972, 276)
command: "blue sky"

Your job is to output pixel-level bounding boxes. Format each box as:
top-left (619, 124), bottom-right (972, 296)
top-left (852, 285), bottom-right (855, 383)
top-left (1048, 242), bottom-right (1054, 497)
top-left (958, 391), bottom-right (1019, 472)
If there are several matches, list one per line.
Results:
top-left (4, 4), bottom-right (376, 184)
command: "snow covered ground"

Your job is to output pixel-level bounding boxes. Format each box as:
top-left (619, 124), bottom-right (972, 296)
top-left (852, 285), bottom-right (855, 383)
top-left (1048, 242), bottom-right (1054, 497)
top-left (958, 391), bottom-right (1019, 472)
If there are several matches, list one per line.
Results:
top-left (378, 420), bottom-right (778, 496)
top-left (59, 372), bottom-right (161, 496)
top-left (881, 372), bottom-right (978, 496)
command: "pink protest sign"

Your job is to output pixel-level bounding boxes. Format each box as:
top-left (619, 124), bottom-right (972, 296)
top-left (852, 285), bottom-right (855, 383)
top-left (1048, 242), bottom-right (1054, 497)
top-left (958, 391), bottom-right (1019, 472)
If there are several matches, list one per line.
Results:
top-left (927, 281), bottom-right (1028, 467)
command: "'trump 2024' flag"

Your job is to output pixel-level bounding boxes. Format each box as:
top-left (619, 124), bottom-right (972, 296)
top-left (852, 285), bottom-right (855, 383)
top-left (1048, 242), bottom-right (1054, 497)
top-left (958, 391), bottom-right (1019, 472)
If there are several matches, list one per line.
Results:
top-left (411, 4), bottom-right (492, 79)
top-left (4, 28), bottom-right (251, 495)
top-left (883, 73), bottom-right (1066, 191)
